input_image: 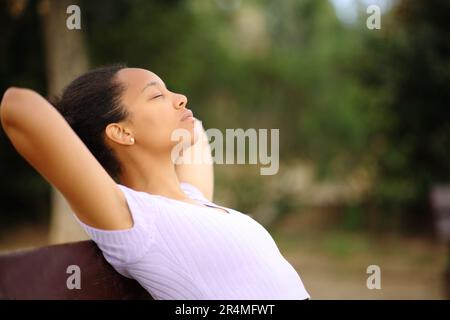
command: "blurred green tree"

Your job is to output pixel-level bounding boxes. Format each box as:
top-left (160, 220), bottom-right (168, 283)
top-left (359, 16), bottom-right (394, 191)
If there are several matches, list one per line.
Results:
top-left (365, 0), bottom-right (450, 233)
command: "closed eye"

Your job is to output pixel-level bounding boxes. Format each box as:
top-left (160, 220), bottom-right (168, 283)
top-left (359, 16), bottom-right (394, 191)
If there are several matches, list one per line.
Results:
top-left (151, 94), bottom-right (163, 100)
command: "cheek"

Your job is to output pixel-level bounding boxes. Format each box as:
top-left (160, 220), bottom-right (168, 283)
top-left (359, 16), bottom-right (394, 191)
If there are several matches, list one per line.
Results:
top-left (135, 111), bottom-right (182, 149)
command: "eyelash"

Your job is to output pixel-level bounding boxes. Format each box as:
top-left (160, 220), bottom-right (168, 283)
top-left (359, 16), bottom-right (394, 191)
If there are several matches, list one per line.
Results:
top-left (152, 94), bottom-right (163, 100)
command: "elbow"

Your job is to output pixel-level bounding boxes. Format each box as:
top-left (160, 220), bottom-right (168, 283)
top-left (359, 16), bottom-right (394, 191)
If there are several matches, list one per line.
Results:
top-left (1, 87), bottom-right (29, 130)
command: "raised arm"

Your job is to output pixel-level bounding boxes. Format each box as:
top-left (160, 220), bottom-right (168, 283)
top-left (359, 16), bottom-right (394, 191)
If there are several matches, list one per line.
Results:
top-left (0, 87), bottom-right (132, 230)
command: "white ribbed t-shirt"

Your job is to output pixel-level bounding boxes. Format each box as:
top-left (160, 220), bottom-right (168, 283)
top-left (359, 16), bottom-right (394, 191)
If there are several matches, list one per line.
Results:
top-left (73, 182), bottom-right (310, 300)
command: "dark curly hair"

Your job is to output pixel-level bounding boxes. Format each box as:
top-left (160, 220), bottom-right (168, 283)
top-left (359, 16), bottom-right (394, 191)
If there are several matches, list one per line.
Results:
top-left (52, 64), bottom-right (128, 182)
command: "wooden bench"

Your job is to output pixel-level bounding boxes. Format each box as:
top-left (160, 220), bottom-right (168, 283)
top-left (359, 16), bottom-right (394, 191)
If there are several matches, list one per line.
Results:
top-left (0, 240), bottom-right (153, 300)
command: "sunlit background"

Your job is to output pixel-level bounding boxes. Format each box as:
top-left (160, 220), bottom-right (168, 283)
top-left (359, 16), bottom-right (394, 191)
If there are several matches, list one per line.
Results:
top-left (0, 0), bottom-right (449, 299)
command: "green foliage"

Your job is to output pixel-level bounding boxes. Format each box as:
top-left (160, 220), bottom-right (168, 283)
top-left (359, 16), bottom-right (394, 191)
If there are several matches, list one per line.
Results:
top-left (360, 0), bottom-right (450, 232)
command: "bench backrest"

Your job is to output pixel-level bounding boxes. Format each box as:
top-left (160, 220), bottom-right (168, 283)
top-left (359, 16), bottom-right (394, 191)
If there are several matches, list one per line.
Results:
top-left (0, 240), bottom-right (153, 299)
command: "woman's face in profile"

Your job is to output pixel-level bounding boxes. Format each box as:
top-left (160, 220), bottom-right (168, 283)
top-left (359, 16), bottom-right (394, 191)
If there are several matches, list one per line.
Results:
top-left (114, 67), bottom-right (198, 154)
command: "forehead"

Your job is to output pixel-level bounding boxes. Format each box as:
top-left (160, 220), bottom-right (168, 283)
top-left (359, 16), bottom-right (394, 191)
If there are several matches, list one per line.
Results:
top-left (116, 68), bottom-right (164, 105)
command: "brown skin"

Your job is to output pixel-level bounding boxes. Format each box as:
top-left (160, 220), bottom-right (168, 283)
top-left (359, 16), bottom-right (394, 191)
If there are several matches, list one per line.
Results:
top-left (104, 68), bottom-right (211, 203)
top-left (0, 68), bottom-right (215, 231)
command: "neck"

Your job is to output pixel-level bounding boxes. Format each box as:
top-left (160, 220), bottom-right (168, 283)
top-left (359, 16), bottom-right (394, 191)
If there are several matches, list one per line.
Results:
top-left (119, 150), bottom-right (187, 201)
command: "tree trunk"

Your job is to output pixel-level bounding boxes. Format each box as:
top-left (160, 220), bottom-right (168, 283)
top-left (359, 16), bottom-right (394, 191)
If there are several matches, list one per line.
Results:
top-left (39, 0), bottom-right (90, 244)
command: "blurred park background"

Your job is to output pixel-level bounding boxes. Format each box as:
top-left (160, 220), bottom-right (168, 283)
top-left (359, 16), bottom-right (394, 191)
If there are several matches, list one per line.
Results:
top-left (0, 0), bottom-right (449, 299)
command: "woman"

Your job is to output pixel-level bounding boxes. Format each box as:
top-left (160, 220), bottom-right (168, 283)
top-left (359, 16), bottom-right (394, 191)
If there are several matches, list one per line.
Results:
top-left (0, 65), bottom-right (309, 300)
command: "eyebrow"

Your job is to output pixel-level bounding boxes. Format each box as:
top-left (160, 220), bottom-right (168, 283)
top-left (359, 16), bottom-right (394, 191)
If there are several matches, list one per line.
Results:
top-left (141, 80), bottom-right (166, 93)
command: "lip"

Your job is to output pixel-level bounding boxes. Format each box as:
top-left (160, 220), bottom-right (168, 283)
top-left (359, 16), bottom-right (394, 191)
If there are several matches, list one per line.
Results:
top-left (181, 109), bottom-right (194, 121)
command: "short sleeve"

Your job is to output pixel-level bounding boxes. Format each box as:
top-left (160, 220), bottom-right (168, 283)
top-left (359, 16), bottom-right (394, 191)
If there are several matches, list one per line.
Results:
top-left (72, 184), bottom-right (155, 266)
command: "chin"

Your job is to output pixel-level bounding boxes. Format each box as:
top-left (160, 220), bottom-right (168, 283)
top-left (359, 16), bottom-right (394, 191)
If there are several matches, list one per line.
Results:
top-left (171, 119), bottom-right (201, 148)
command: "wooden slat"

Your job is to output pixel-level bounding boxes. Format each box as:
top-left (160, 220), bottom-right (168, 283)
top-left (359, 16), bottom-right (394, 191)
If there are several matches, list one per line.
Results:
top-left (0, 240), bottom-right (153, 300)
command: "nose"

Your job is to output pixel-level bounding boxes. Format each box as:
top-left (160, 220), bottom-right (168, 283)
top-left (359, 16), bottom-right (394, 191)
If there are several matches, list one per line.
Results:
top-left (175, 93), bottom-right (188, 110)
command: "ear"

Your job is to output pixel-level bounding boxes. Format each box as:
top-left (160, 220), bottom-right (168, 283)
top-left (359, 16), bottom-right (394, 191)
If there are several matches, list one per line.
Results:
top-left (105, 123), bottom-right (134, 146)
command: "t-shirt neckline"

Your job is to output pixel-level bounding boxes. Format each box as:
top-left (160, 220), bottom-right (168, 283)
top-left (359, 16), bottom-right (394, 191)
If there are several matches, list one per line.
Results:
top-left (118, 183), bottom-right (231, 215)
top-left (154, 194), bottom-right (231, 215)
